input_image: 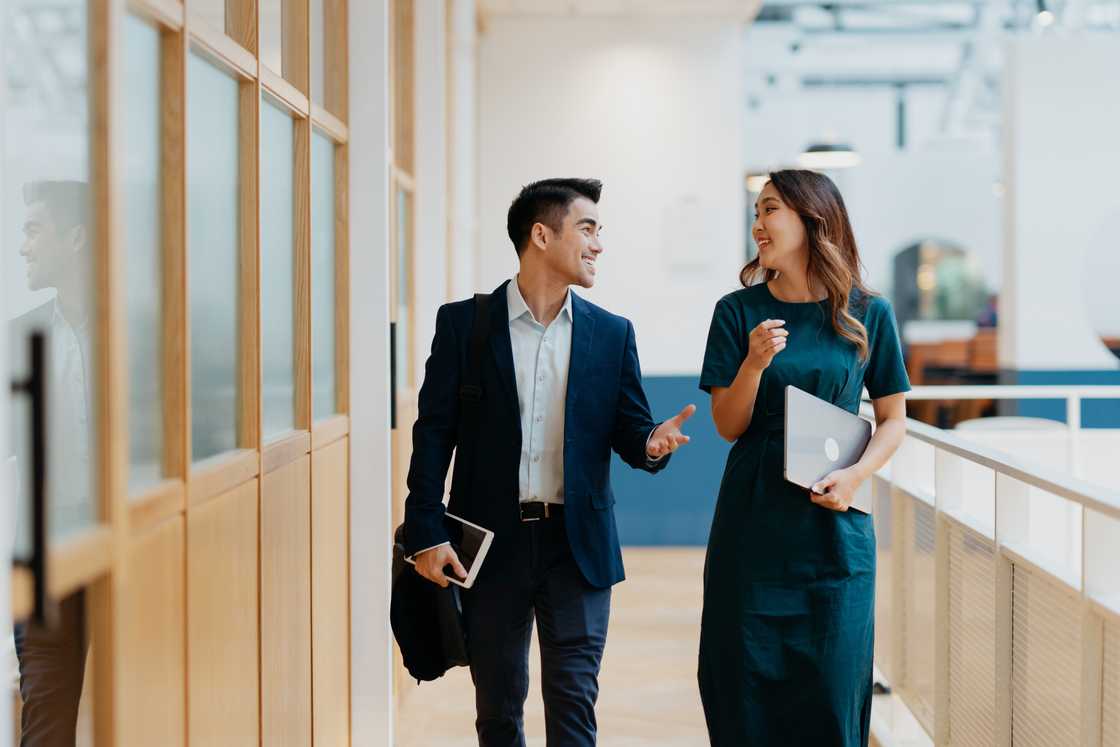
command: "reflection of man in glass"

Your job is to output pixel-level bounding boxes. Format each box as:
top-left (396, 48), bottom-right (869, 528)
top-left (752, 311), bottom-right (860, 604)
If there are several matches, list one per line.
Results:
top-left (9, 180), bottom-right (93, 746)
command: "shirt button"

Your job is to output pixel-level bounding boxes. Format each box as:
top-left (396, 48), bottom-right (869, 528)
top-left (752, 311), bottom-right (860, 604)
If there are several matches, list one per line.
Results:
top-left (536, 416), bottom-right (543, 423)
top-left (533, 455), bottom-right (540, 463)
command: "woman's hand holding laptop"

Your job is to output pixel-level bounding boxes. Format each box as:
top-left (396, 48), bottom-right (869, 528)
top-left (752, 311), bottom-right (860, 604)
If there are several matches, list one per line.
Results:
top-left (810, 465), bottom-right (867, 513)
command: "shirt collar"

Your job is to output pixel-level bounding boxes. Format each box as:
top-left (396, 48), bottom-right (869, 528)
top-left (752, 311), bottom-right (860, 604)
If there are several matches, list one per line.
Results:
top-left (507, 276), bottom-right (572, 325)
top-left (50, 297), bottom-right (89, 334)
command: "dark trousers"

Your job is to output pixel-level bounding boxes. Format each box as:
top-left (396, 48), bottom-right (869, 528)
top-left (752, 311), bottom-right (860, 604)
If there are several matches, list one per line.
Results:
top-left (462, 513), bottom-right (611, 747)
top-left (13, 591), bottom-right (88, 747)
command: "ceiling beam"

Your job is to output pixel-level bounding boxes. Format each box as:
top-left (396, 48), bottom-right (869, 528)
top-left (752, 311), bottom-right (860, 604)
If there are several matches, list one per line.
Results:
top-left (800, 75), bottom-right (949, 87)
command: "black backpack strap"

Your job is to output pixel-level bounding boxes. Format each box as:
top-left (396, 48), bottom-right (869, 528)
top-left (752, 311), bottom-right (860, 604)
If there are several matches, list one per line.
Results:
top-left (460, 293), bottom-right (490, 405)
top-left (451, 293), bottom-right (491, 498)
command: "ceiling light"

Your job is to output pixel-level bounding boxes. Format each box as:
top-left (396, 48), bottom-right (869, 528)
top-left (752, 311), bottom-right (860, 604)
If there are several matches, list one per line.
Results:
top-left (798, 142), bottom-right (861, 170)
top-left (746, 173), bottom-right (770, 193)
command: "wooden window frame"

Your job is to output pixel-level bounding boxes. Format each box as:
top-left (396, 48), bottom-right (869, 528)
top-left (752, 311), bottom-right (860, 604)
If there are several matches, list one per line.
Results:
top-left (310, 124), bottom-right (350, 431)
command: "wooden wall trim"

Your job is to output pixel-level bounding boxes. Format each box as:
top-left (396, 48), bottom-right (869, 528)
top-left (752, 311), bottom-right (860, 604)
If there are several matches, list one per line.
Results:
top-left (263, 431), bottom-right (312, 474)
top-left (312, 104), bottom-right (349, 144)
top-left (129, 480), bottom-right (187, 536)
top-left (189, 18), bottom-right (258, 80)
top-left (282, 0), bottom-right (310, 93)
top-left (262, 66), bottom-right (311, 116)
top-left (311, 414), bottom-right (349, 451)
top-left (128, 0), bottom-right (185, 30)
top-left (51, 527), bottom-right (114, 600)
top-left (295, 117), bottom-right (313, 432)
top-left (189, 450), bottom-right (261, 506)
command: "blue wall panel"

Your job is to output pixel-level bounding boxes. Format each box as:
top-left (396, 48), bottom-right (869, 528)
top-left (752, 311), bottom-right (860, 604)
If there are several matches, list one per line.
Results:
top-left (1000, 369), bottom-right (1120, 427)
top-left (610, 376), bottom-right (726, 547)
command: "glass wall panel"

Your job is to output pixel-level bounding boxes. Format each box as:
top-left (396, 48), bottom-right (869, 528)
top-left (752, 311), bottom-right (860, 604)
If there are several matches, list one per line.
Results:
top-left (123, 13), bottom-right (163, 492)
top-left (261, 96), bottom-right (296, 438)
top-left (3, 0), bottom-right (97, 548)
top-left (187, 52), bottom-right (240, 462)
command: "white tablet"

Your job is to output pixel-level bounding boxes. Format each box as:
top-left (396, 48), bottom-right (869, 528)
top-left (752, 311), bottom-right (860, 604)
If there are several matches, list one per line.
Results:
top-left (405, 512), bottom-right (495, 589)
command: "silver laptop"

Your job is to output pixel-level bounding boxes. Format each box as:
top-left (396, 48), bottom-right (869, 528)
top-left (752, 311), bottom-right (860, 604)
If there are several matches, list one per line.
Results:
top-left (784, 385), bottom-right (873, 514)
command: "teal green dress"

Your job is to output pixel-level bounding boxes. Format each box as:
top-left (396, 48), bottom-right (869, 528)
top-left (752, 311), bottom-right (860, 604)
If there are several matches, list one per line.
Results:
top-left (697, 283), bottom-right (910, 747)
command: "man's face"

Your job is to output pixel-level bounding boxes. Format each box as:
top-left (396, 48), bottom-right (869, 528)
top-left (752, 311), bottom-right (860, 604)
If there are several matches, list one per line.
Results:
top-left (540, 197), bottom-right (604, 289)
top-left (19, 200), bottom-right (75, 291)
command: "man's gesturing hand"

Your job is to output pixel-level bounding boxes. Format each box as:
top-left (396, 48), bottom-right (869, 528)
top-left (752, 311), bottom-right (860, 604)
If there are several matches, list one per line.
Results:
top-left (414, 544), bottom-right (468, 588)
top-left (647, 404), bottom-right (697, 459)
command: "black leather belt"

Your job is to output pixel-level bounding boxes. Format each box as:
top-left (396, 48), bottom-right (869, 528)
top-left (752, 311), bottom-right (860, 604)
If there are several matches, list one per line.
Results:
top-left (520, 501), bottom-right (563, 522)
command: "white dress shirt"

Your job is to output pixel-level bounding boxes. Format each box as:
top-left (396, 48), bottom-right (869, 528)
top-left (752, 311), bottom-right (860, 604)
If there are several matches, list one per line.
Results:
top-left (507, 276), bottom-right (572, 505)
top-left (10, 299), bottom-right (94, 558)
top-left (48, 299), bottom-right (94, 534)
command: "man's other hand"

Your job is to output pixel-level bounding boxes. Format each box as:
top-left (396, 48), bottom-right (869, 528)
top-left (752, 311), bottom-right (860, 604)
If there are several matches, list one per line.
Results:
top-left (414, 544), bottom-right (468, 588)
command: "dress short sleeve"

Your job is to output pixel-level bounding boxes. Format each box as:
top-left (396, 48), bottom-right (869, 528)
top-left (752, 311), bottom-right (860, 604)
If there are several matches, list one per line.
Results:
top-left (863, 296), bottom-right (911, 399)
top-left (700, 296), bottom-right (747, 394)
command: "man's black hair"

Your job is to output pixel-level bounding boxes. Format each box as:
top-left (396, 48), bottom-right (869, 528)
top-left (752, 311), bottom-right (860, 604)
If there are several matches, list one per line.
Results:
top-left (506, 178), bottom-right (602, 256)
top-left (23, 180), bottom-right (90, 234)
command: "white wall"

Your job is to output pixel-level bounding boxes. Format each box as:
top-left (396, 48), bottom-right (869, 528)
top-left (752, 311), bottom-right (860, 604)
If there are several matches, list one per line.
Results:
top-left (1001, 36), bottom-right (1120, 369)
top-left (845, 146), bottom-right (1002, 298)
top-left (741, 24), bottom-right (1004, 300)
top-left (741, 28), bottom-right (1003, 300)
top-left (0, 26), bottom-right (10, 740)
top-left (348, 0), bottom-right (394, 742)
top-left (477, 16), bottom-right (746, 376)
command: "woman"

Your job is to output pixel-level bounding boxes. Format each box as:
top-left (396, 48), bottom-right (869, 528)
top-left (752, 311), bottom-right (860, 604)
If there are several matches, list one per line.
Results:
top-left (697, 170), bottom-right (909, 746)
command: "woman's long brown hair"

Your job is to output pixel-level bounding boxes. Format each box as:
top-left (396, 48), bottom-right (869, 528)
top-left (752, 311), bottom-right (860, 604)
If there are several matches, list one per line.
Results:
top-left (741, 169), bottom-right (875, 361)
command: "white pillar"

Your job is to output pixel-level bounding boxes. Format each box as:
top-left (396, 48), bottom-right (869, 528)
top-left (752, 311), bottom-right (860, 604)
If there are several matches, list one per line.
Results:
top-left (448, 0), bottom-right (478, 300)
top-left (1000, 36), bottom-right (1120, 371)
top-left (348, 0), bottom-right (394, 743)
top-left (412, 0), bottom-right (450, 384)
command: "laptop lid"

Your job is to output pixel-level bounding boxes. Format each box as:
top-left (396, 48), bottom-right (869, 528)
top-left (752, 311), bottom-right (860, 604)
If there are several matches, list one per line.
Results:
top-left (784, 385), bottom-right (874, 513)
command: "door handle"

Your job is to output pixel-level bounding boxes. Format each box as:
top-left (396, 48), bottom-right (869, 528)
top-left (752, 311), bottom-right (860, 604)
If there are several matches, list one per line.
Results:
top-left (10, 330), bottom-right (51, 628)
top-left (390, 321), bottom-right (398, 430)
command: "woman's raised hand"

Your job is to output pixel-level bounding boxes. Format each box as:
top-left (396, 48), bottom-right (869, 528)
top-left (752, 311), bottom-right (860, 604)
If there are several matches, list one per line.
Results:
top-left (743, 319), bottom-right (788, 373)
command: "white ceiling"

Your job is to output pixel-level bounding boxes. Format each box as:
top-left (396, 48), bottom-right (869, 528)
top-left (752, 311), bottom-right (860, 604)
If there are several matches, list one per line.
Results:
top-left (479, 0), bottom-right (764, 21)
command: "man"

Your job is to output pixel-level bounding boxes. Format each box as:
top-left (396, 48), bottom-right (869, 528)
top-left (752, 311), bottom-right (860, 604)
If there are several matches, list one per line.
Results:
top-left (403, 178), bottom-right (694, 746)
top-left (8, 180), bottom-right (94, 746)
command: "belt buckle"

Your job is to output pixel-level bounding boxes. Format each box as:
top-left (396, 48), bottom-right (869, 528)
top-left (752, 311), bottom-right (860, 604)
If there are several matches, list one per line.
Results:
top-left (520, 502), bottom-right (550, 522)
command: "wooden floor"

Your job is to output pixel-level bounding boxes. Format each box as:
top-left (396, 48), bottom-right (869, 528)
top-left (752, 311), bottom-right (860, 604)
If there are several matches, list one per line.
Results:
top-left (396, 548), bottom-right (710, 746)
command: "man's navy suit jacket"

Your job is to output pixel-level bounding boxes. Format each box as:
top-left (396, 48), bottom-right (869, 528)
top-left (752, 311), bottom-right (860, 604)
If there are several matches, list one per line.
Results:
top-left (403, 280), bottom-right (670, 589)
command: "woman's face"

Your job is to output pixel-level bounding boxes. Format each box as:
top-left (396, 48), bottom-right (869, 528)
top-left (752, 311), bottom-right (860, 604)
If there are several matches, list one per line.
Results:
top-left (752, 182), bottom-right (808, 273)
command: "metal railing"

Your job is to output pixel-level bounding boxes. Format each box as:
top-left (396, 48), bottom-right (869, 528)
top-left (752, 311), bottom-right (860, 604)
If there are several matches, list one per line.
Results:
top-left (868, 386), bottom-right (1120, 746)
top-left (905, 385), bottom-right (1120, 481)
